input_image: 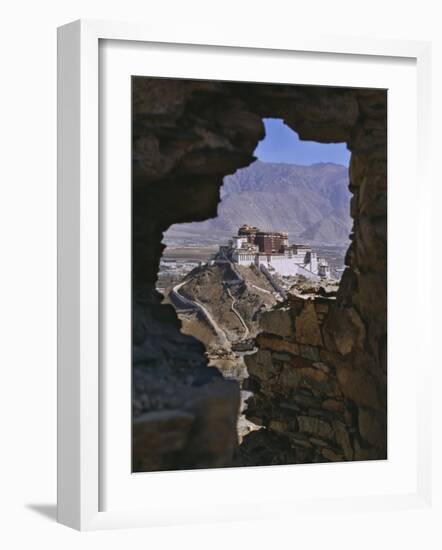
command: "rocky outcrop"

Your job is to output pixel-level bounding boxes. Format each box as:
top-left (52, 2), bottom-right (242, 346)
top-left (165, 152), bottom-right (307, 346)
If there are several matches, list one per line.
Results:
top-left (132, 78), bottom-right (387, 469)
top-left (132, 80), bottom-right (263, 471)
top-left (133, 288), bottom-right (240, 471)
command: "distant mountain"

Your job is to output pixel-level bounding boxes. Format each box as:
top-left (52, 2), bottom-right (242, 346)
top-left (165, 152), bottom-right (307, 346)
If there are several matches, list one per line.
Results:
top-left (165, 160), bottom-right (352, 247)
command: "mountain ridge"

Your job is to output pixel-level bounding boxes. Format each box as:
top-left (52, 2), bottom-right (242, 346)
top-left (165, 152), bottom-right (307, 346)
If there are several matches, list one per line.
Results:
top-left (165, 160), bottom-right (352, 247)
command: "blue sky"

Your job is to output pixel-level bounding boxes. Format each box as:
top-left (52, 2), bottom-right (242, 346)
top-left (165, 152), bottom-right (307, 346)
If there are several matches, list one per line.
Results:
top-left (254, 118), bottom-right (350, 166)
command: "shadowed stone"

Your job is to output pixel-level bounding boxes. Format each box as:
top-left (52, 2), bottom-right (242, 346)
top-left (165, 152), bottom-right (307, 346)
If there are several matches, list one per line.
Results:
top-left (297, 416), bottom-right (333, 439)
top-left (260, 307), bottom-right (294, 338)
top-left (132, 77), bottom-right (387, 468)
top-left (133, 410), bottom-right (195, 472)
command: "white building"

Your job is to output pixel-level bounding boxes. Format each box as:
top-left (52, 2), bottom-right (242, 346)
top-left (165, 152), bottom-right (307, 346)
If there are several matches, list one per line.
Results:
top-left (253, 250), bottom-right (319, 279)
top-left (220, 227), bottom-right (332, 280)
top-left (318, 259), bottom-right (331, 278)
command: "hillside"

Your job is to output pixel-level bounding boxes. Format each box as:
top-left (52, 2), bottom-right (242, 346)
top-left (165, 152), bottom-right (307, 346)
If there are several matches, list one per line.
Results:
top-left (164, 160), bottom-right (352, 247)
top-left (177, 262), bottom-right (278, 345)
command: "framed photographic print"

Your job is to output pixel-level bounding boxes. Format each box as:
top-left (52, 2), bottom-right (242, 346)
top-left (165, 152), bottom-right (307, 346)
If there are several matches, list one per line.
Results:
top-left (57, 19), bottom-right (432, 530)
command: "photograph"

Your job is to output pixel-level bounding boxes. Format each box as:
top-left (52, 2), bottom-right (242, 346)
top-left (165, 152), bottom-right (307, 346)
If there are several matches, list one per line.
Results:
top-left (2, 0), bottom-right (437, 542)
top-left (131, 77), bottom-right (387, 472)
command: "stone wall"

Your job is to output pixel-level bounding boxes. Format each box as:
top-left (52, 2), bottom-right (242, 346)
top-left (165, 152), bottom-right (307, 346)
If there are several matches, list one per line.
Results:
top-left (240, 293), bottom-right (384, 464)
top-left (132, 77), bottom-right (387, 469)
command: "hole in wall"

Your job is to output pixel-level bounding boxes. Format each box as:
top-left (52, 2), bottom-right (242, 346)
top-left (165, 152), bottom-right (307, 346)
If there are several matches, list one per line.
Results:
top-left (156, 117), bottom-right (352, 444)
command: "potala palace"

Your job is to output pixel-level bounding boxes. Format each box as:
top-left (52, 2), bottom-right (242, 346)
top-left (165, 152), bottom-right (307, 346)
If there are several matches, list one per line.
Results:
top-left (219, 225), bottom-right (331, 280)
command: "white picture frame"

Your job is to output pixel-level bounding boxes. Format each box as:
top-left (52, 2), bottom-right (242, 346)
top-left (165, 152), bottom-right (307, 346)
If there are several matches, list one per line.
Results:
top-left (57, 19), bottom-right (433, 531)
